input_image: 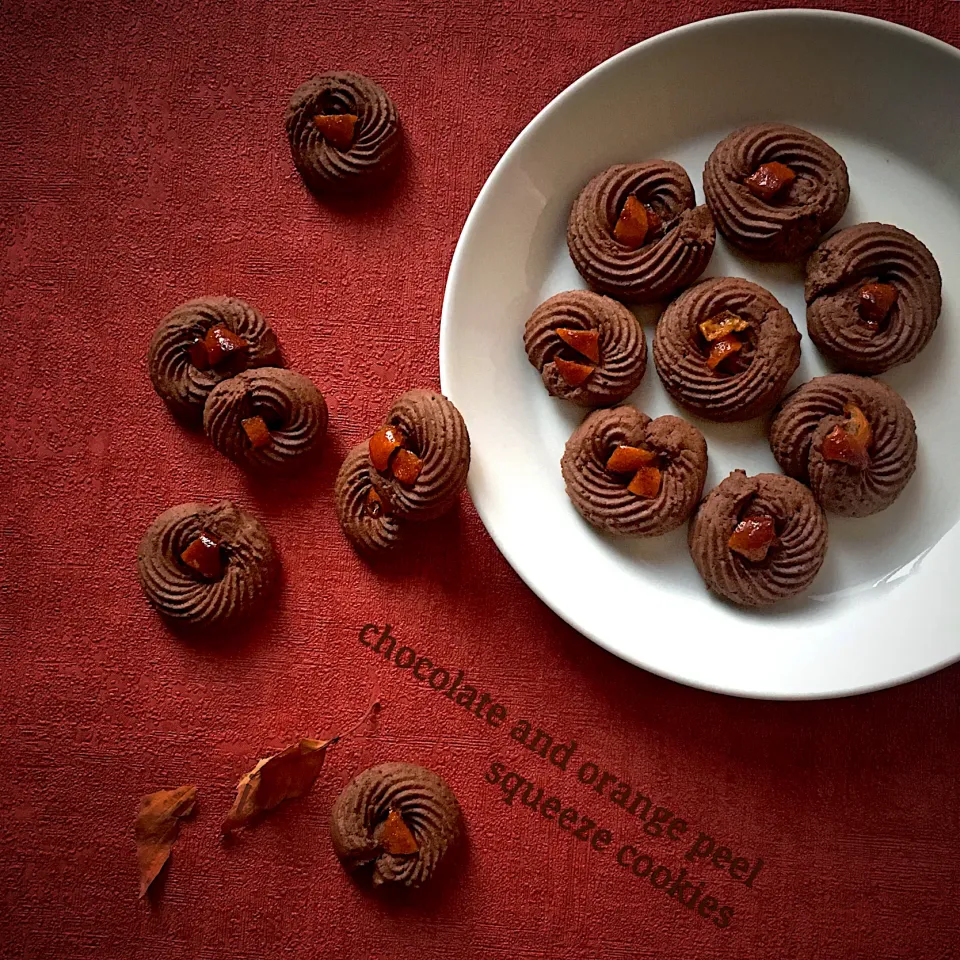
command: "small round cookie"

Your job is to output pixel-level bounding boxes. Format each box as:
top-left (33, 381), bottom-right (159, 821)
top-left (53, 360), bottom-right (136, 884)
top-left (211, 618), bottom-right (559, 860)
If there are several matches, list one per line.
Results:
top-left (369, 390), bottom-right (470, 522)
top-left (137, 500), bottom-right (277, 626)
top-left (148, 297), bottom-right (281, 423)
top-left (523, 290), bottom-right (646, 407)
top-left (561, 406), bottom-right (708, 537)
top-left (203, 368), bottom-right (328, 472)
top-left (285, 71), bottom-right (400, 194)
top-left (567, 161), bottom-right (715, 302)
top-left (335, 443), bottom-right (405, 556)
top-left (805, 222), bottom-right (941, 374)
top-left (653, 277), bottom-right (801, 422)
top-left (703, 123), bottom-right (849, 261)
top-left (330, 762), bottom-right (462, 888)
top-left (769, 374), bottom-right (917, 518)
top-left (688, 471), bottom-right (828, 608)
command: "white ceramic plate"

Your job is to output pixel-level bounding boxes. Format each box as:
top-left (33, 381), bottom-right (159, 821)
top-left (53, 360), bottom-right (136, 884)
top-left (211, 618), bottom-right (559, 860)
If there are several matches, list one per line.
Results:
top-left (440, 10), bottom-right (960, 699)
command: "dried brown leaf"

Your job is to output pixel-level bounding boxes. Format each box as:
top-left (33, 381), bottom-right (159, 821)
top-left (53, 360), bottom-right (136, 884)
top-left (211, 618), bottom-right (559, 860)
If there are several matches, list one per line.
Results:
top-left (135, 784), bottom-right (197, 898)
top-left (221, 698), bottom-right (380, 835)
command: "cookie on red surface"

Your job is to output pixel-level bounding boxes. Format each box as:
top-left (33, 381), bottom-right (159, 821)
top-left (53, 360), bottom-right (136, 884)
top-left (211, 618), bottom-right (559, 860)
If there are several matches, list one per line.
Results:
top-left (561, 405), bottom-right (708, 537)
top-left (703, 123), bottom-right (849, 261)
top-left (653, 277), bottom-right (801, 422)
top-left (136, 500), bottom-right (277, 626)
top-left (148, 297), bottom-right (281, 424)
top-left (285, 71), bottom-right (401, 194)
top-left (335, 442), bottom-right (406, 557)
top-left (769, 374), bottom-right (917, 518)
top-left (567, 160), bottom-right (715, 302)
top-left (368, 389), bottom-right (470, 522)
top-left (330, 762), bottom-right (462, 888)
top-left (523, 290), bottom-right (646, 407)
top-left (805, 222), bottom-right (941, 374)
top-left (203, 368), bottom-right (328, 472)
top-left (688, 471), bottom-right (828, 608)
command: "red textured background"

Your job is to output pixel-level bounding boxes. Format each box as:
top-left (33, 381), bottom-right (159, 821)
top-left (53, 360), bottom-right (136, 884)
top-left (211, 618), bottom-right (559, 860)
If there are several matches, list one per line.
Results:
top-left (3, 2), bottom-right (960, 957)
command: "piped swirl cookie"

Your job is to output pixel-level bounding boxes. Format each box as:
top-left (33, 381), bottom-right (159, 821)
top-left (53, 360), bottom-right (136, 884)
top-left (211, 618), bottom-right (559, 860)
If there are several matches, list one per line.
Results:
top-left (561, 406), bottom-right (708, 537)
top-left (688, 471), bottom-right (828, 607)
top-left (769, 374), bottom-right (917, 518)
top-left (653, 277), bottom-right (801, 421)
top-left (285, 71), bottom-right (401, 194)
top-left (136, 500), bottom-right (277, 626)
top-left (805, 222), bottom-right (941, 374)
top-left (567, 161), bottom-right (715, 302)
top-left (368, 390), bottom-right (470, 522)
top-left (148, 297), bottom-right (281, 423)
top-left (203, 368), bottom-right (328, 472)
top-left (330, 762), bottom-right (462, 888)
top-left (523, 290), bottom-right (646, 406)
top-left (335, 442), bottom-right (406, 556)
top-left (703, 123), bottom-right (849, 261)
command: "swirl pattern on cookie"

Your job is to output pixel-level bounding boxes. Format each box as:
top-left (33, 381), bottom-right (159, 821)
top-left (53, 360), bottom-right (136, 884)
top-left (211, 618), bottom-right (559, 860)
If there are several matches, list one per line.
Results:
top-left (703, 123), bottom-right (849, 261)
top-left (805, 222), bottom-right (941, 374)
top-left (769, 374), bottom-right (917, 518)
top-left (371, 390), bottom-right (470, 521)
top-left (567, 161), bottom-right (715, 302)
top-left (653, 277), bottom-right (800, 421)
top-left (148, 297), bottom-right (281, 423)
top-left (136, 500), bottom-right (277, 625)
top-left (688, 471), bottom-right (828, 608)
top-left (285, 71), bottom-right (400, 194)
top-left (330, 762), bottom-right (462, 888)
top-left (203, 368), bottom-right (328, 471)
top-left (523, 290), bottom-right (646, 407)
top-left (561, 406), bottom-right (708, 537)
top-left (336, 443), bottom-right (405, 556)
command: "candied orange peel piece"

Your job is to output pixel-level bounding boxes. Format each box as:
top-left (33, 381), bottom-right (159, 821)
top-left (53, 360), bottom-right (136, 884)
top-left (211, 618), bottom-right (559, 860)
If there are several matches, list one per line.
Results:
top-left (369, 425), bottom-right (405, 473)
top-left (241, 415), bottom-right (272, 449)
top-left (314, 113), bottom-right (358, 150)
top-left (858, 283), bottom-right (898, 328)
top-left (822, 403), bottom-right (873, 468)
top-left (699, 310), bottom-right (750, 343)
top-left (556, 328), bottom-right (600, 364)
top-left (613, 195), bottom-right (649, 247)
top-left (391, 448), bottom-right (424, 486)
top-left (728, 516), bottom-right (777, 562)
top-left (554, 356), bottom-right (595, 387)
top-left (378, 808), bottom-right (419, 855)
top-left (706, 335), bottom-right (744, 370)
top-left (180, 533), bottom-right (223, 579)
top-left (606, 444), bottom-right (657, 474)
top-left (627, 465), bottom-right (661, 498)
top-left (744, 161), bottom-right (796, 201)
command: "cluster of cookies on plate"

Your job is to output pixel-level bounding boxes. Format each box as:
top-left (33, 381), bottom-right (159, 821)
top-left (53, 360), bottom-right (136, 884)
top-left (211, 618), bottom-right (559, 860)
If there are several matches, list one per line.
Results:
top-left (526, 123), bottom-right (941, 607)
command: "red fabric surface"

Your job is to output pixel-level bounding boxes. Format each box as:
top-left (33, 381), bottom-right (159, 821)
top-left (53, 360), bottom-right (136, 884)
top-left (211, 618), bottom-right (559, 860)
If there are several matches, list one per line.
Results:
top-left (2, 2), bottom-right (960, 957)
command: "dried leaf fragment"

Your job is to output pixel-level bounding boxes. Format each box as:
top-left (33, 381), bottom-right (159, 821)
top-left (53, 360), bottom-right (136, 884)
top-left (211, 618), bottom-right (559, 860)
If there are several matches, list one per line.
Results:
top-left (221, 698), bottom-right (380, 835)
top-left (135, 784), bottom-right (197, 898)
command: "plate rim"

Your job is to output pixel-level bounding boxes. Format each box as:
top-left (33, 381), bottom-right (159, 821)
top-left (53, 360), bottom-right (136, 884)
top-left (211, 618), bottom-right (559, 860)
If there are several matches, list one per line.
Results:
top-left (439, 8), bottom-right (960, 700)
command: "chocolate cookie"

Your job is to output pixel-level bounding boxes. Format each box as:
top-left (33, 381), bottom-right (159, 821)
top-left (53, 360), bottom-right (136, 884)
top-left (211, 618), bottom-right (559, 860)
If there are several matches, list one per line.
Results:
top-left (562, 406), bottom-right (708, 537)
top-left (203, 368), bottom-right (328, 472)
top-left (369, 390), bottom-right (470, 522)
top-left (330, 762), bottom-right (462, 888)
top-left (703, 123), bottom-right (849, 261)
top-left (137, 500), bottom-right (277, 626)
top-left (335, 443), bottom-right (405, 556)
top-left (769, 374), bottom-right (917, 518)
top-left (653, 277), bottom-right (801, 422)
top-left (689, 471), bottom-right (828, 608)
top-left (148, 297), bottom-right (281, 423)
top-left (805, 222), bottom-right (941, 374)
top-left (285, 71), bottom-right (400, 194)
top-left (567, 161), bottom-right (715, 302)
top-left (523, 290), bottom-right (646, 407)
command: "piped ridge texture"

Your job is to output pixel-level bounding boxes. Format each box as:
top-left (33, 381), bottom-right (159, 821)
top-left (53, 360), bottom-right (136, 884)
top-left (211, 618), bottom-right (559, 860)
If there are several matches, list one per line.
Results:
top-left (688, 471), bottom-right (828, 608)
top-left (203, 368), bottom-right (328, 471)
top-left (567, 161), bottom-right (715, 302)
top-left (330, 762), bottom-right (462, 888)
top-left (335, 443), bottom-right (405, 556)
top-left (703, 123), bottom-right (849, 261)
top-left (805, 222), bottom-right (941, 374)
top-left (562, 406), bottom-right (708, 537)
top-left (136, 500), bottom-right (277, 625)
top-left (148, 297), bottom-right (280, 423)
top-left (653, 277), bottom-right (800, 422)
top-left (523, 290), bottom-right (646, 407)
top-left (769, 374), bottom-right (917, 518)
top-left (285, 71), bottom-right (400, 194)
top-left (371, 390), bottom-right (470, 521)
